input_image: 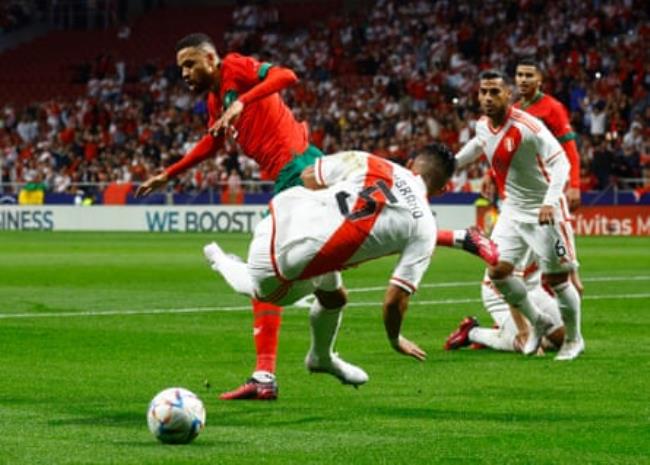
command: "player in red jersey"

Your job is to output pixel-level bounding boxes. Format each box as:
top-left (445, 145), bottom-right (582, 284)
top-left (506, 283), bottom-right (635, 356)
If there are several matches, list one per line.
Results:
top-left (136, 33), bottom-right (323, 401)
top-left (513, 57), bottom-right (581, 212)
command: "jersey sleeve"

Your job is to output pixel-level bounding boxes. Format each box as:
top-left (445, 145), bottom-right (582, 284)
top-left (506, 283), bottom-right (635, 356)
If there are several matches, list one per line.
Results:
top-left (222, 54), bottom-right (273, 95)
top-left (389, 233), bottom-right (435, 294)
top-left (547, 100), bottom-right (574, 141)
top-left (313, 151), bottom-right (368, 187)
top-left (455, 136), bottom-right (484, 168)
top-left (534, 126), bottom-right (569, 206)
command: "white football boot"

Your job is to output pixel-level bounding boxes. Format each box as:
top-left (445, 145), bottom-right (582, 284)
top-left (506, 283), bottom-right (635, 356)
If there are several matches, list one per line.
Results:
top-left (555, 336), bottom-right (585, 361)
top-left (203, 242), bottom-right (226, 271)
top-left (521, 314), bottom-right (554, 355)
top-left (305, 351), bottom-right (369, 387)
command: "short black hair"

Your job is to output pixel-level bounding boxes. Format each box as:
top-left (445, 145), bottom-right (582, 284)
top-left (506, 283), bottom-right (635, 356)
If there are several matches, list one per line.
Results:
top-left (427, 142), bottom-right (456, 178)
top-left (517, 56), bottom-right (539, 70)
top-left (479, 69), bottom-right (509, 84)
top-left (413, 142), bottom-right (456, 179)
top-left (175, 33), bottom-right (216, 53)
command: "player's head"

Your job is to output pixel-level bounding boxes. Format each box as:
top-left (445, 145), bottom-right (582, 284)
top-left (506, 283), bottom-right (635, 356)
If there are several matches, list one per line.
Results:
top-left (478, 69), bottom-right (511, 120)
top-left (409, 142), bottom-right (455, 196)
top-left (176, 33), bottom-right (220, 94)
top-left (515, 56), bottom-right (542, 100)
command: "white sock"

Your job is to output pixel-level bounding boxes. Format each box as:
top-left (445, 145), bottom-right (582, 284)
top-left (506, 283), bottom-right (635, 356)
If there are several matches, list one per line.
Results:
top-left (552, 281), bottom-right (582, 341)
top-left (491, 276), bottom-right (543, 325)
top-left (308, 300), bottom-right (342, 360)
top-left (452, 229), bottom-right (466, 248)
top-left (469, 327), bottom-right (515, 351)
top-left (213, 255), bottom-right (254, 296)
top-left (251, 370), bottom-right (275, 383)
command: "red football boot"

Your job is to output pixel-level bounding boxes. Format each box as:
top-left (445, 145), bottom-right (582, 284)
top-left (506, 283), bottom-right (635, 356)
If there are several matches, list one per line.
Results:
top-left (444, 316), bottom-right (479, 350)
top-left (461, 227), bottom-right (499, 266)
top-left (219, 373), bottom-right (278, 400)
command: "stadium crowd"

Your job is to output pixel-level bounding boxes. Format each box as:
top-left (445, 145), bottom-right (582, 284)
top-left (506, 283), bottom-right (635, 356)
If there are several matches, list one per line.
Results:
top-left (1, 0), bottom-right (648, 201)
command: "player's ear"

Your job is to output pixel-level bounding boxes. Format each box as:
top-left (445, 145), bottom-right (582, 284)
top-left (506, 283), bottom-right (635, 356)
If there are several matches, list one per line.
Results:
top-left (405, 158), bottom-right (414, 170)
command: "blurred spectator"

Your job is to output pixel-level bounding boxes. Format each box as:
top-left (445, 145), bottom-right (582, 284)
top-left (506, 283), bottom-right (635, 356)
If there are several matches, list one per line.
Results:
top-left (0, 0), bottom-right (648, 198)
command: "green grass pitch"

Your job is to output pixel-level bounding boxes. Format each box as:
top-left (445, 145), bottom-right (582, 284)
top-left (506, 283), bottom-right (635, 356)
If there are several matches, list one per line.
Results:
top-left (1, 232), bottom-right (649, 465)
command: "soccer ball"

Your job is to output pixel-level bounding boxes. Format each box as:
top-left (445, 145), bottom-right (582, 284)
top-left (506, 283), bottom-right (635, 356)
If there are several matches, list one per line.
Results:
top-left (147, 387), bottom-right (206, 444)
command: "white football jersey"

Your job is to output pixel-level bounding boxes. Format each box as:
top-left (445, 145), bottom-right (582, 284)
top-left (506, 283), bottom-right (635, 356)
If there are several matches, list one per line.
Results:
top-left (269, 151), bottom-right (437, 294)
top-left (456, 107), bottom-right (570, 222)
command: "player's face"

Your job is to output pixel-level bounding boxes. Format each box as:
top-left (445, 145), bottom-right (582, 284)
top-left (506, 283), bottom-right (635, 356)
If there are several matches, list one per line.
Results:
top-left (515, 65), bottom-right (542, 99)
top-left (176, 46), bottom-right (218, 94)
top-left (478, 78), bottom-right (511, 118)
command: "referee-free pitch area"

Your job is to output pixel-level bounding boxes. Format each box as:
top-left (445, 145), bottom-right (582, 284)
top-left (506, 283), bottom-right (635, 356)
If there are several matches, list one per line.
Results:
top-left (1, 232), bottom-right (649, 465)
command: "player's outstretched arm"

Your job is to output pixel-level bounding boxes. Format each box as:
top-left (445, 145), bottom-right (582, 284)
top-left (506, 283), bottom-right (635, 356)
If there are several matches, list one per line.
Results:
top-left (383, 285), bottom-right (426, 361)
top-left (135, 172), bottom-right (168, 198)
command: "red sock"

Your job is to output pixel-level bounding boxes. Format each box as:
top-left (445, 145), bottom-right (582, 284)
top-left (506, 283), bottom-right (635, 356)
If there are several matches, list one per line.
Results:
top-left (436, 229), bottom-right (454, 247)
top-left (252, 299), bottom-right (283, 373)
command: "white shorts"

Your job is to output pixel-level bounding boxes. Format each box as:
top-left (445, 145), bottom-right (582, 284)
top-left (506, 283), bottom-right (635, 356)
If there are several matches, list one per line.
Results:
top-left (247, 216), bottom-right (343, 306)
top-left (491, 214), bottom-right (578, 274)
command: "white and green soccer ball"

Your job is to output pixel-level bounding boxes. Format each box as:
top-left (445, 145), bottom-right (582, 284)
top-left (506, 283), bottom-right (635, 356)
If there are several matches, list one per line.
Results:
top-left (147, 387), bottom-right (206, 444)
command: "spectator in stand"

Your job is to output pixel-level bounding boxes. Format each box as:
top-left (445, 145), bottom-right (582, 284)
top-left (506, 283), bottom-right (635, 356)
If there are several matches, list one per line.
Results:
top-left (0, 0), bottom-right (648, 198)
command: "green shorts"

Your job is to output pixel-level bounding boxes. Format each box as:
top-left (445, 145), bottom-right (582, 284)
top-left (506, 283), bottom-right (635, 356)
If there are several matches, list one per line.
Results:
top-left (273, 144), bottom-right (324, 195)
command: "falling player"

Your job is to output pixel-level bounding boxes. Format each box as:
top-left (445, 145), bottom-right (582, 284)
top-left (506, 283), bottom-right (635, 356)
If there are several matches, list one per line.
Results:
top-left (454, 70), bottom-right (584, 361)
top-left (204, 144), bottom-right (456, 386)
top-left (136, 33), bottom-right (499, 400)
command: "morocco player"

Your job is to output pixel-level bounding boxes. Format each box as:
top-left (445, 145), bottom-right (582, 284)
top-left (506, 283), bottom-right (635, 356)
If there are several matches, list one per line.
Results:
top-left (203, 145), bottom-right (456, 385)
top-left (455, 70), bottom-right (584, 361)
top-left (136, 33), bottom-right (323, 400)
top-left (514, 57), bottom-right (581, 211)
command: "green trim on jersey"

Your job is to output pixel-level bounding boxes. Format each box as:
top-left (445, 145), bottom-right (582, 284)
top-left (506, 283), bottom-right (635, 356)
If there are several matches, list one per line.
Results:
top-left (273, 144), bottom-right (325, 194)
top-left (520, 90), bottom-right (544, 110)
top-left (258, 62), bottom-right (273, 80)
top-left (223, 90), bottom-right (238, 110)
top-left (557, 132), bottom-right (576, 143)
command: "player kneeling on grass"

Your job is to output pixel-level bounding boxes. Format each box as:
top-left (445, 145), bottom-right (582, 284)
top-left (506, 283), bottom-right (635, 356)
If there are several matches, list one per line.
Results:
top-left (204, 145), bottom-right (455, 386)
top-left (445, 249), bottom-right (565, 354)
top-left (454, 70), bottom-right (584, 360)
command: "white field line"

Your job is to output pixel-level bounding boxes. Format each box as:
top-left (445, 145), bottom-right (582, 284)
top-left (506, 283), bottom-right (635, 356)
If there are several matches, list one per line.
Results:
top-left (349, 275), bottom-right (650, 293)
top-left (1, 291), bottom-right (649, 320)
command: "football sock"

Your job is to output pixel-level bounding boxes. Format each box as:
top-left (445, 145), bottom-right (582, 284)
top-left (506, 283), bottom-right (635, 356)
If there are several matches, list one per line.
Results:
top-left (251, 370), bottom-right (276, 383)
top-left (212, 254), bottom-right (254, 296)
top-left (469, 327), bottom-right (514, 351)
top-left (252, 299), bottom-right (282, 373)
top-left (552, 281), bottom-right (582, 341)
top-left (436, 229), bottom-right (467, 248)
top-left (436, 229), bottom-right (454, 247)
top-left (308, 300), bottom-right (342, 361)
top-left (491, 276), bottom-right (543, 325)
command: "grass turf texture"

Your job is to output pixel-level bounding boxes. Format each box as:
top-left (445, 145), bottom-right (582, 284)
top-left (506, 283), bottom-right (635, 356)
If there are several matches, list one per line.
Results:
top-left (0, 232), bottom-right (649, 465)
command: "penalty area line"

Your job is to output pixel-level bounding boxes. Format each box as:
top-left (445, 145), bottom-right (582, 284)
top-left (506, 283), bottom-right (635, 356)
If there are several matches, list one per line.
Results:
top-left (1, 292), bottom-right (650, 320)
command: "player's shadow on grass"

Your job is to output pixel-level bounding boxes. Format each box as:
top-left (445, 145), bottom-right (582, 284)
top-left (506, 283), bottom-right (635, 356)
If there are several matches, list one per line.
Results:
top-left (370, 406), bottom-right (623, 423)
top-left (48, 411), bottom-right (143, 427)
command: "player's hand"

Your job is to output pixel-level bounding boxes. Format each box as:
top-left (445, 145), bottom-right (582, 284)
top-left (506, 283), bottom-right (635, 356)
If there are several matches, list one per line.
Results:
top-left (209, 100), bottom-right (244, 138)
top-left (135, 172), bottom-right (169, 198)
top-left (390, 335), bottom-right (427, 361)
top-left (566, 187), bottom-right (581, 212)
top-left (480, 173), bottom-right (496, 199)
top-left (538, 205), bottom-right (555, 225)
top-left (570, 269), bottom-right (584, 296)
top-left (300, 166), bottom-right (324, 190)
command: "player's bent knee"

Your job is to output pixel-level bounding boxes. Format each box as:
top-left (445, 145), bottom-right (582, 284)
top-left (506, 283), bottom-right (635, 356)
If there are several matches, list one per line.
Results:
top-left (488, 261), bottom-right (515, 280)
top-left (315, 288), bottom-right (347, 309)
top-left (543, 272), bottom-right (569, 288)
